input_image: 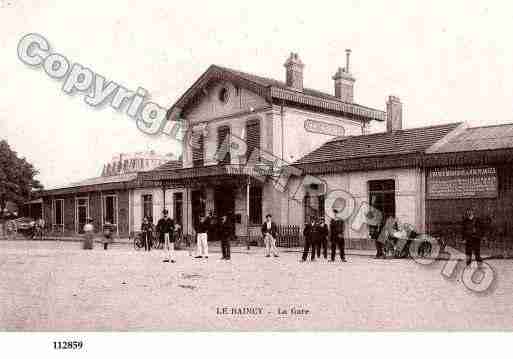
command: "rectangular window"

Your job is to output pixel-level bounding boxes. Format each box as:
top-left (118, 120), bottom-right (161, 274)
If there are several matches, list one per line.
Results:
top-left (304, 194), bottom-right (325, 223)
top-left (368, 180), bottom-right (396, 223)
top-left (246, 120), bottom-right (260, 162)
top-left (53, 199), bottom-right (64, 227)
top-left (217, 125), bottom-right (231, 165)
top-left (142, 194), bottom-right (153, 222)
top-left (103, 195), bottom-right (118, 225)
top-left (192, 133), bottom-right (204, 167)
top-left (249, 186), bottom-right (263, 224)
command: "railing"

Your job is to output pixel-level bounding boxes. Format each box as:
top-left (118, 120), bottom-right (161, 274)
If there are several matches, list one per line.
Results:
top-left (276, 225), bottom-right (302, 247)
top-left (248, 224), bottom-right (302, 248)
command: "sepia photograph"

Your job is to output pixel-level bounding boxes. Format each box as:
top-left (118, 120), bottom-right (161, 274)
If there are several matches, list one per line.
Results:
top-left (1, 0), bottom-right (512, 356)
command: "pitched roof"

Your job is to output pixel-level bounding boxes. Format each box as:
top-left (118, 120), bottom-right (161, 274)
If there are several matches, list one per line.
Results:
top-left (42, 173), bottom-right (139, 196)
top-left (169, 64), bottom-right (386, 122)
top-left (427, 123), bottom-right (513, 153)
top-left (214, 65), bottom-right (380, 112)
top-left (59, 173), bottom-right (138, 189)
top-left (294, 122), bottom-right (462, 168)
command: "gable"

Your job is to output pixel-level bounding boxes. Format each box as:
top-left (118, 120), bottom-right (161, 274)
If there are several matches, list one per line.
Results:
top-left (182, 80), bottom-right (270, 123)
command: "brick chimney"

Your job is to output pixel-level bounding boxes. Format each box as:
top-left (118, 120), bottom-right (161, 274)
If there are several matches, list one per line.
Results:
top-left (284, 52), bottom-right (304, 91)
top-left (386, 95), bottom-right (403, 132)
top-left (332, 49), bottom-right (355, 102)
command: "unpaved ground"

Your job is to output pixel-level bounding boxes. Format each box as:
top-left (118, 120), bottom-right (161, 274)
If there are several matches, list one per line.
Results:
top-left (0, 240), bottom-right (512, 330)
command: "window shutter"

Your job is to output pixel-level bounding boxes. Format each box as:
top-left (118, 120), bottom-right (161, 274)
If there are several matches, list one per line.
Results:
top-left (246, 120), bottom-right (260, 162)
top-left (192, 133), bottom-right (204, 167)
top-left (217, 125), bottom-right (231, 165)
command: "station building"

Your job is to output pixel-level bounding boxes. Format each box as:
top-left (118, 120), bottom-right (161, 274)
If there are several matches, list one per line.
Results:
top-left (37, 52), bottom-right (513, 245)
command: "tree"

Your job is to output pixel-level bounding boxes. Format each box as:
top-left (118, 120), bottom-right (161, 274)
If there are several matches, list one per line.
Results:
top-left (0, 140), bottom-right (43, 215)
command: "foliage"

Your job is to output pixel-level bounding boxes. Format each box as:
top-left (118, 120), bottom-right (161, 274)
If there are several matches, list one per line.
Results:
top-left (0, 140), bottom-right (43, 214)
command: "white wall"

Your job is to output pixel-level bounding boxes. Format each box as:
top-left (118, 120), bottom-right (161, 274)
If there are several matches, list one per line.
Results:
top-left (272, 105), bottom-right (366, 164)
top-left (286, 168), bottom-right (424, 238)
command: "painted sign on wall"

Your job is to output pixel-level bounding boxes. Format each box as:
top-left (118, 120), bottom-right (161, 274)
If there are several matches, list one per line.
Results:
top-left (427, 166), bottom-right (498, 199)
top-left (304, 119), bottom-right (345, 137)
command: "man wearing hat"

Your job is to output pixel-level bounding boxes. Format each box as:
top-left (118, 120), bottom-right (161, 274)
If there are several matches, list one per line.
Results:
top-left (330, 209), bottom-right (347, 262)
top-left (302, 216), bottom-right (317, 261)
top-left (261, 213), bottom-right (279, 257)
top-left (316, 216), bottom-right (329, 259)
top-left (218, 214), bottom-right (232, 260)
top-left (157, 209), bottom-right (175, 263)
top-left (194, 214), bottom-right (210, 258)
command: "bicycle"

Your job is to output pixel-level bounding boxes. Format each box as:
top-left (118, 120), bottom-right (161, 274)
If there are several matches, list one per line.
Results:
top-left (134, 230), bottom-right (159, 250)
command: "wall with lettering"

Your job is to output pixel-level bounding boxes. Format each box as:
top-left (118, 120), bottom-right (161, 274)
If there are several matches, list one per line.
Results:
top-left (273, 106), bottom-right (364, 164)
top-left (427, 166), bottom-right (498, 199)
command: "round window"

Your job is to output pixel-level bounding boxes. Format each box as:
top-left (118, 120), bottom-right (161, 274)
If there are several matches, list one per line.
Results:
top-left (218, 87), bottom-right (229, 104)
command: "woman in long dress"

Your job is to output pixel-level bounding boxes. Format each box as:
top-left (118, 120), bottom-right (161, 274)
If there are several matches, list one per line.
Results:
top-left (83, 217), bottom-right (94, 250)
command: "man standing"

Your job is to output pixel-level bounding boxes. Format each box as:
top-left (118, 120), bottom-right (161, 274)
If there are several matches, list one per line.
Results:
top-left (462, 208), bottom-right (483, 266)
top-left (330, 209), bottom-right (347, 262)
top-left (261, 214), bottom-right (279, 257)
top-left (302, 217), bottom-right (317, 262)
top-left (102, 222), bottom-right (113, 250)
top-left (207, 210), bottom-right (216, 243)
top-left (316, 217), bottom-right (329, 259)
top-left (218, 215), bottom-right (232, 260)
top-left (194, 214), bottom-right (209, 259)
top-left (157, 210), bottom-right (175, 263)
top-left (367, 208), bottom-right (384, 259)
top-left (141, 216), bottom-right (152, 251)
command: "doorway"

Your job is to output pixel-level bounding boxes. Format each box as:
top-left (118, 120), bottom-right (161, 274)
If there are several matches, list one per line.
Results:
top-left (214, 185), bottom-right (235, 219)
top-left (173, 192), bottom-right (183, 228)
top-left (76, 197), bottom-right (89, 233)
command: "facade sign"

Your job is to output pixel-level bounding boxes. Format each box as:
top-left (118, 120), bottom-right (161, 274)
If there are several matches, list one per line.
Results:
top-left (427, 166), bottom-right (498, 199)
top-left (304, 119), bottom-right (345, 137)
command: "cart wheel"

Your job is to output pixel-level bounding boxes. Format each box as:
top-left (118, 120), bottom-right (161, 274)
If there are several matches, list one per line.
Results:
top-left (134, 234), bottom-right (144, 250)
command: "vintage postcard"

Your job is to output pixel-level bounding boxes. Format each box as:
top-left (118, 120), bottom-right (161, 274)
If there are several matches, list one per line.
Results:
top-left (1, 0), bottom-right (512, 354)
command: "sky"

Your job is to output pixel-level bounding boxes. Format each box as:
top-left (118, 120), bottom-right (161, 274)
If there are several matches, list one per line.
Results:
top-left (1, 0), bottom-right (512, 188)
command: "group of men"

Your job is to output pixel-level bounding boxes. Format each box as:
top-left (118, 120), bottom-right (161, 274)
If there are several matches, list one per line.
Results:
top-left (302, 209), bottom-right (347, 262)
top-left (193, 212), bottom-right (234, 260)
top-left (140, 209), bottom-right (235, 263)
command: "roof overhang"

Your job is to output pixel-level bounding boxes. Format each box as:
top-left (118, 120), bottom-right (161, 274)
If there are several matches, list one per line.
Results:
top-left (167, 65), bottom-right (385, 123)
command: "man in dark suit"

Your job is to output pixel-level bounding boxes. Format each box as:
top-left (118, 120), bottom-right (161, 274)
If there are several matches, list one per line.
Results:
top-left (316, 217), bottom-right (329, 259)
top-left (330, 209), bottom-right (347, 262)
top-left (302, 217), bottom-right (317, 261)
top-left (462, 208), bottom-right (483, 266)
top-left (218, 215), bottom-right (232, 260)
top-left (261, 213), bottom-right (279, 257)
top-left (156, 210), bottom-right (175, 263)
top-left (206, 210), bottom-right (216, 243)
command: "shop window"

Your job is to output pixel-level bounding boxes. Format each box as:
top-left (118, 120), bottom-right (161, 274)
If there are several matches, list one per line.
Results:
top-left (304, 193), bottom-right (325, 223)
top-left (103, 195), bottom-right (118, 225)
top-left (249, 186), bottom-right (263, 224)
top-left (142, 194), bottom-right (153, 222)
top-left (368, 180), bottom-right (396, 223)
